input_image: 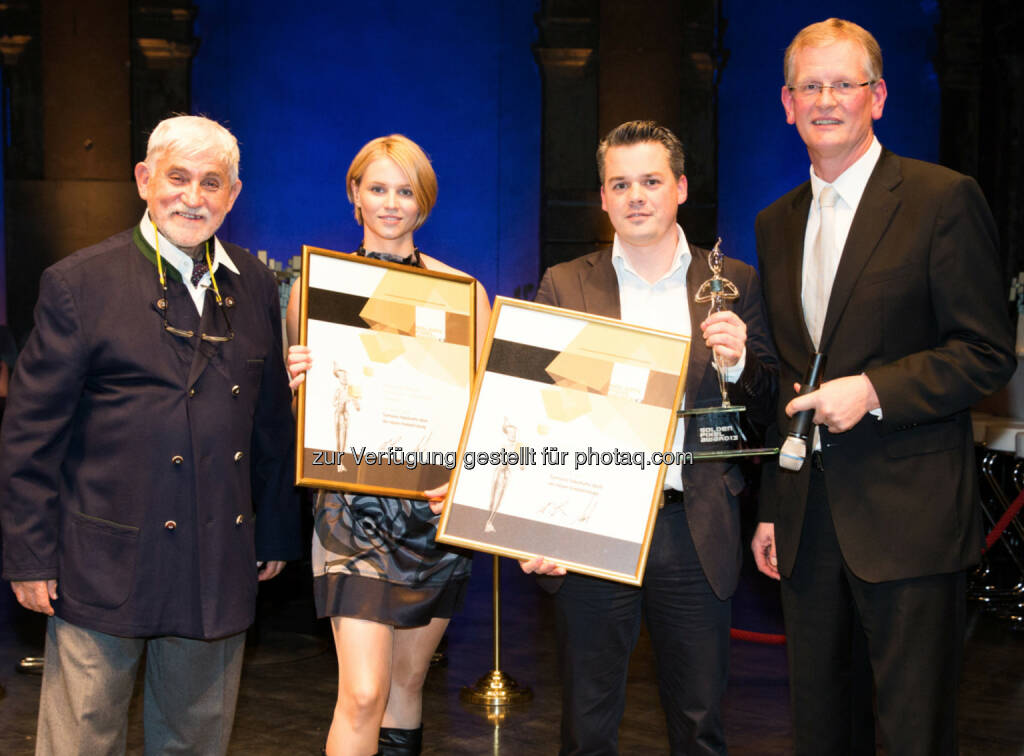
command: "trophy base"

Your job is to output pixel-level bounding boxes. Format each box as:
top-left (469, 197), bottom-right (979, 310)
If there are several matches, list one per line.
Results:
top-left (689, 447), bottom-right (780, 460)
top-left (677, 404), bottom-right (779, 460)
top-left (678, 404), bottom-right (745, 417)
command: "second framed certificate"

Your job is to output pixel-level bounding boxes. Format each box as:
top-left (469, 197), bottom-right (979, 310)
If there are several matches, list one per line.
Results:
top-left (436, 297), bottom-right (690, 586)
top-left (295, 246), bottom-right (476, 498)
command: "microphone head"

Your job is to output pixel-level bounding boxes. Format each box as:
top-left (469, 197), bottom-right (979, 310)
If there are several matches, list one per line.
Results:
top-left (779, 436), bottom-right (807, 471)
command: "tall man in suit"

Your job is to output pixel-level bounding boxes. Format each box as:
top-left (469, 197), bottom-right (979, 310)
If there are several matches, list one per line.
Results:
top-left (751, 19), bottom-right (1016, 755)
top-left (0, 115), bottom-right (301, 755)
top-left (524, 120), bottom-right (777, 755)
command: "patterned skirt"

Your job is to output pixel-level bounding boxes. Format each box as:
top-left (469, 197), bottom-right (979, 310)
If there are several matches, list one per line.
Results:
top-left (312, 490), bottom-right (472, 628)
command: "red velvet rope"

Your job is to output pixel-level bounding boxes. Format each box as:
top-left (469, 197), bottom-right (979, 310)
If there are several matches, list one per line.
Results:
top-left (729, 627), bottom-right (786, 644)
top-left (983, 487), bottom-right (1024, 553)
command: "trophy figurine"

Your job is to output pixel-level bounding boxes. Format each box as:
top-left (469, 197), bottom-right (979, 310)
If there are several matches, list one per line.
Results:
top-left (680, 238), bottom-right (778, 459)
top-left (694, 239), bottom-right (740, 408)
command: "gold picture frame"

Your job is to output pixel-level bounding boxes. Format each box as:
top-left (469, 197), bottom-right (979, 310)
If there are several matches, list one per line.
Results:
top-left (295, 245), bottom-right (477, 498)
top-left (436, 296), bottom-right (690, 586)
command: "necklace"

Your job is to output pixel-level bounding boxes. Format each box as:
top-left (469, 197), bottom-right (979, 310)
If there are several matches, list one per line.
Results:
top-left (356, 243), bottom-right (423, 268)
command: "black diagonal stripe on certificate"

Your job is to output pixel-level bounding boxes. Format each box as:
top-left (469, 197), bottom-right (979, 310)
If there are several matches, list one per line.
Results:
top-left (307, 287), bottom-right (472, 346)
top-left (486, 338), bottom-right (678, 409)
top-left (307, 287), bottom-right (370, 328)
top-left (486, 338), bottom-right (559, 385)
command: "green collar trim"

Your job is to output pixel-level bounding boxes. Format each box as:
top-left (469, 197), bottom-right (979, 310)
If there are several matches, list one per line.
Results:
top-left (132, 225), bottom-right (183, 284)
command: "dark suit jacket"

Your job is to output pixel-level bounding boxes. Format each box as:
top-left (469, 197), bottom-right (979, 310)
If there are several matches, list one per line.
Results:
top-left (756, 149), bottom-right (1016, 582)
top-left (535, 243), bottom-right (777, 599)
top-left (0, 229), bottom-right (301, 639)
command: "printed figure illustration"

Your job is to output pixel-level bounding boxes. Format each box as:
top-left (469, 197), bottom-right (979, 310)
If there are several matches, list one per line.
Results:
top-left (332, 363), bottom-right (361, 471)
top-left (484, 417), bottom-right (523, 533)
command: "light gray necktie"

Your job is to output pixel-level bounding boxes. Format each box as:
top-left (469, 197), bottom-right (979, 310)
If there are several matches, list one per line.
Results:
top-left (804, 185), bottom-right (838, 349)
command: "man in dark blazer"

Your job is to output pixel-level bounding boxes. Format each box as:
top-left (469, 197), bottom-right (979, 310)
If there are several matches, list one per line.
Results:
top-left (751, 19), bottom-right (1016, 756)
top-left (0, 115), bottom-right (301, 755)
top-left (524, 121), bottom-right (777, 755)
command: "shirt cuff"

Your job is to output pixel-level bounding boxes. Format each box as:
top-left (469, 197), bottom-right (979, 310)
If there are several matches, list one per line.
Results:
top-left (716, 347), bottom-right (746, 383)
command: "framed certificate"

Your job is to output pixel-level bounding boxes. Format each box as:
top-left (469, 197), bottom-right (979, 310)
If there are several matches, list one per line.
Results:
top-left (436, 297), bottom-right (690, 585)
top-left (295, 246), bottom-right (477, 498)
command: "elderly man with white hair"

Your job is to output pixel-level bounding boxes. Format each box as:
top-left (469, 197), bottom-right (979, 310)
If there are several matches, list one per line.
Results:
top-left (0, 114), bottom-right (300, 755)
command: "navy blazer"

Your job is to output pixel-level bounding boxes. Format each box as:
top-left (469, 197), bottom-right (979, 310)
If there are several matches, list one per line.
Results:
top-left (535, 243), bottom-right (778, 599)
top-left (0, 229), bottom-right (301, 639)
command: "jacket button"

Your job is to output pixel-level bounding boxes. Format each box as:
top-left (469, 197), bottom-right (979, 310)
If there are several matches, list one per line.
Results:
top-left (234, 451), bottom-right (244, 462)
top-left (231, 385), bottom-right (241, 396)
top-left (235, 514), bottom-right (244, 525)
top-left (164, 520), bottom-right (177, 530)
top-left (189, 387), bottom-right (197, 397)
top-left (172, 455), bottom-right (184, 465)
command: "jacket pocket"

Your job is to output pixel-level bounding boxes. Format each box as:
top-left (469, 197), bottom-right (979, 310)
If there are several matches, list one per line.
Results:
top-left (883, 417), bottom-right (961, 459)
top-left (61, 510), bottom-right (139, 609)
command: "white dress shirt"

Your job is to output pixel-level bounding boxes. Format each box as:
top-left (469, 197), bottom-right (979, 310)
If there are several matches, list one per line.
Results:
top-left (611, 225), bottom-right (744, 491)
top-left (801, 137), bottom-right (884, 439)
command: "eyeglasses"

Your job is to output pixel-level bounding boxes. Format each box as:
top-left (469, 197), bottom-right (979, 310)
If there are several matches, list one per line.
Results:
top-left (151, 222), bottom-right (234, 343)
top-left (788, 80), bottom-right (875, 99)
top-left (157, 289), bottom-right (234, 343)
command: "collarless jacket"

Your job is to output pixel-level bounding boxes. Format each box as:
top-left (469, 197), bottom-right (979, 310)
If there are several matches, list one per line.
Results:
top-left (0, 229), bottom-right (301, 639)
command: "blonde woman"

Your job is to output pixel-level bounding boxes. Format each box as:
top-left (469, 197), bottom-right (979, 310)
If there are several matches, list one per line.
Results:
top-left (286, 135), bottom-right (489, 756)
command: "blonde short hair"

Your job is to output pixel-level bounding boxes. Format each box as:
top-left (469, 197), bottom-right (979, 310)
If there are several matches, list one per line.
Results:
top-left (146, 115), bottom-right (240, 184)
top-left (346, 135), bottom-right (438, 231)
top-left (784, 18), bottom-right (883, 86)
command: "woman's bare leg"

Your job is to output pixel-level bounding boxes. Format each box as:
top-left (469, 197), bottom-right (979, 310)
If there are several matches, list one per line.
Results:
top-left (380, 617), bottom-right (450, 729)
top-left (327, 616), bottom-right (394, 756)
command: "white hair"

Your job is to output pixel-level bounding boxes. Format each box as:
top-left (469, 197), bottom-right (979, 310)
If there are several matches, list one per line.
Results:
top-left (145, 115), bottom-right (240, 184)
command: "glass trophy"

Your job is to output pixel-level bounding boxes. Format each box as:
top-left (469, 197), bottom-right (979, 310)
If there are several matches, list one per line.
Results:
top-left (679, 239), bottom-right (778, 459)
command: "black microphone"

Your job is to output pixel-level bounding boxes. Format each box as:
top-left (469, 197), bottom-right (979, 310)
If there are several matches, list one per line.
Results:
top-left (779, 353), bottom-right (827, 471)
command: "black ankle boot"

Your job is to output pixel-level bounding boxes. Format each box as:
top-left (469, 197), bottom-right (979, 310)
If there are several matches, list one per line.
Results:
top-left (377, 725), bottom-right (423, 755)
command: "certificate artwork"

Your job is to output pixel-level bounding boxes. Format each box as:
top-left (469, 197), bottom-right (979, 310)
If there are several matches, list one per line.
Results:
top-left (437, 298), bottom-right (689, 585)
top-left (296, 248), bottom-right (475, 496)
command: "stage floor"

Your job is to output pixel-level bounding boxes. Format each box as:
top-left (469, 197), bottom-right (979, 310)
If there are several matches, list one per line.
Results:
top-left (0, 548), bottom-right (1022, 754)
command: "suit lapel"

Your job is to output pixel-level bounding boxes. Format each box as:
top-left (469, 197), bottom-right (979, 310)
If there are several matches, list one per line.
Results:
top-left (784, 184), bottom-right (816, 354)
top-left (579, 249), bottom-right (621, 319)
top-left (819, 150), bottom-right (902, 350)
top-left (684, 245), bottom-right (713, 411)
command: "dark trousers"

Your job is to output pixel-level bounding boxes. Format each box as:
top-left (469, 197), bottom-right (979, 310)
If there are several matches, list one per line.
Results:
top-left (554, 502), bottom-right (731, 756)
top-left (781, 468), bottom-right (966, 756)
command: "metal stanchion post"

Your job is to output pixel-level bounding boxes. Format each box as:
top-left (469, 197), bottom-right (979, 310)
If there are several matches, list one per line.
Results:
top-left (460, 555), bottom-right (532, 720)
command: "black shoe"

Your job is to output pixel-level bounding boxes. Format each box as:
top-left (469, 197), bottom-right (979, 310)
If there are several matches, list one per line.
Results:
top-left (377, 725), bottom-right (423, 755)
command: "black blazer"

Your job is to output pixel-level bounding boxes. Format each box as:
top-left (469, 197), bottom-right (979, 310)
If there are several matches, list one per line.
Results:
top-left (535, 243), bottom-right (778, 598)
top-left (0, 229), bottom-right (301, 639)
top-left (756, 149), bottom-right (1016, 582)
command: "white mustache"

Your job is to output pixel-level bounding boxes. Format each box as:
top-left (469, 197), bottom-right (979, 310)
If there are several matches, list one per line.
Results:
top-left (171, 207), bottom-right (209, 220)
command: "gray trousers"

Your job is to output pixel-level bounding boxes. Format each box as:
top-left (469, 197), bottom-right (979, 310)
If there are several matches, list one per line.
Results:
top-left (37, 616), bottom-right (246, 756)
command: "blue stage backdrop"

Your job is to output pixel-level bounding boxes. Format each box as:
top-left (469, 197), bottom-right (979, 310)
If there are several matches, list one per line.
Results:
top-left (0, 4), bottom-right (944, 322)
top-left (192, 0), bottom-right (543, 300)
top-left (718, 0), bottom-right (940, 267)
top-left (190, 2), bottom-right (939, 290)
